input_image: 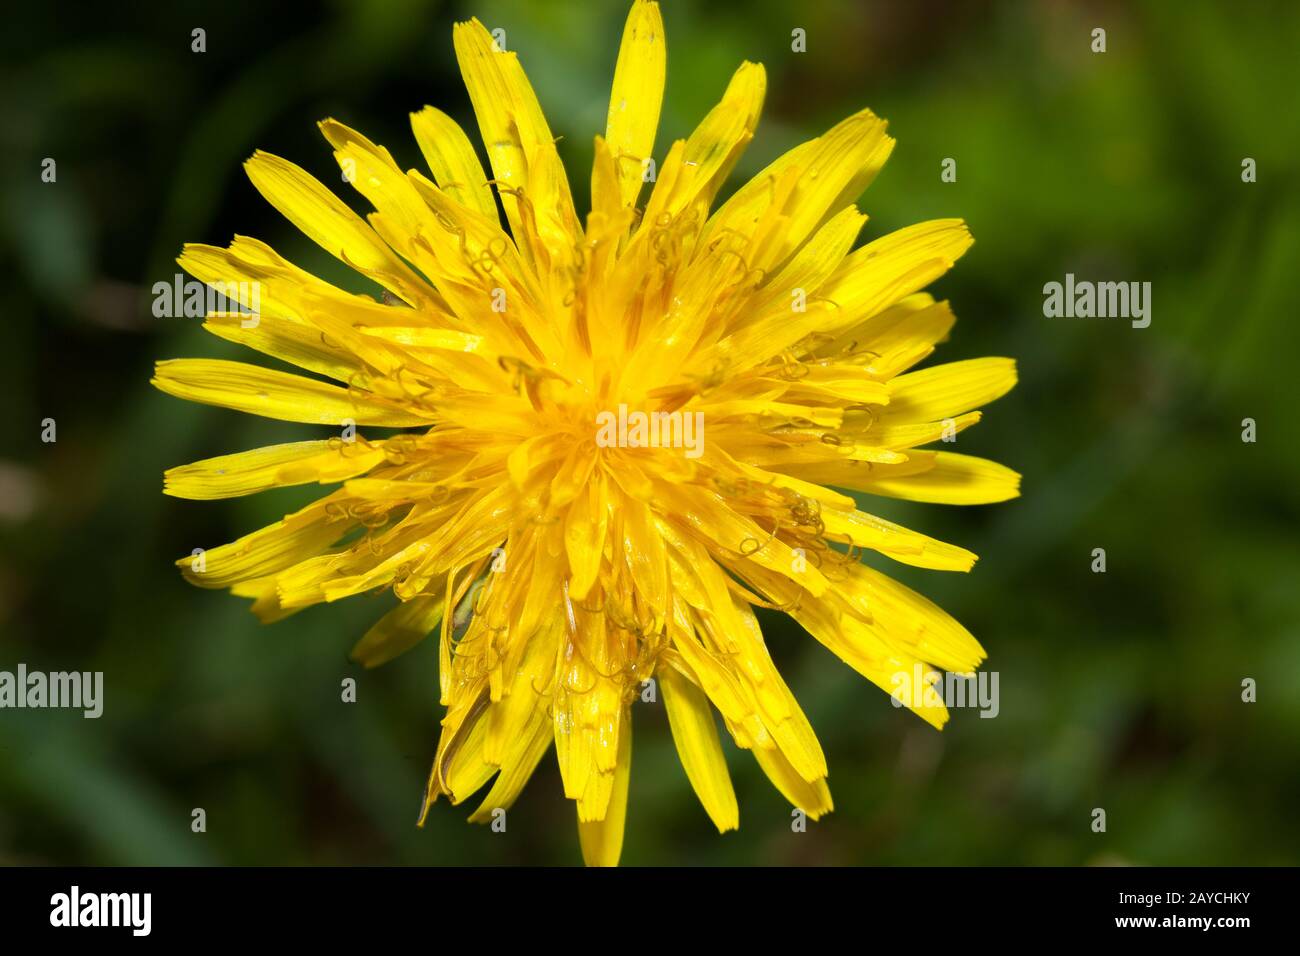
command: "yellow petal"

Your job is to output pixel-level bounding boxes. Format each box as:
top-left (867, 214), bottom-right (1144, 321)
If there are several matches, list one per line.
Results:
top-left (752, 742), bottom-right (833, 819)
top-left (202, 313), bottom-right (365, 384)
top-left (606, 0), bottom-right (666, 208)
top-left (818, 506), bottom-right (979, 571)
top-left (317, 119), bottom-right (444, 267)
top-left (482, 613), bottom-right (559, 754)
top-left (696, 206), bottom-right (867, 369)
top-left (745, 205), bottom-right (867, 320)
top-left (655, 485), bottom-right (829, 597)
top-left (616, 495), bottom-right (670, 632)
top-left (848, 450), bottom-right (1022, 505)
top-left (564, 474), bottom-right (610, 601)
top-left (165, 439), bottom-right (385, 499)
top-left (665, 619), bottom-right (762, 744)
top-left (819, 296), bottom-right (955, 378)
top-left (661, 664), bottom-right (738, 832)
top-left (818, 219), bottom-right (974, 332)
top-left (356, 326), bottom-right (483, 352)
top-left (179, 238), bottom-right (327, 322)
top-left (404, 169), bottom-right (558, 362)
top-left (443, 710), bottom-right (498, 805)
top-left (243, 150), bottom-right (431, 307)
top-left (864, 409), bottom-right (983, 451)
top-left (642, 61), bottom-right (765, 226)
top-left (409, 105), bottom-right (499, 220)
top-left (887, 357), bottom-right (1018, 422)
top-left (230, 576), bottom-right (304, 624)
top-left (577, 711), bottom-right (632, 867)
top-left (709, 596), bottom-right (828, 783)
top-left (151, 359), bottom-right (432, 426)
top-left (793, 599), bottom-right (953, 729)
top-left (350, 592), bottom-right (446, 668)
top-left (468, 711), bottom-right (553, 823)
top-left (176, 494), bottom-right (353, 589)
top-left (765, 109), bottom-right (893, 269)
top-left (700, 107), bottom-right (892, 273)
top-left (179, 235), bottom-right (460, 332)
top-left (452, 18), bottom-right (575, 260)
top-left (554, 605), bottom-right (626, 815)
top-left (420, 683), bottom-right (490, 820)
top-left (840, 560), bottom-right (987, 674)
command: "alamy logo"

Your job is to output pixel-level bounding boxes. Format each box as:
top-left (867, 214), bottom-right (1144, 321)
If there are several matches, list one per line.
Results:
top-left (50, 886), bottom-right (151, 936)
top-left (890, 664), bottom-right (1000, 718)
top-left (1043, 273), bottom-right (1150, 328)
top-left (0, 664), bottom-right (103, 718)
top-left (152, 274), bottom-right (261, 325)
top-left (595, 404), bottom-right (705, 459)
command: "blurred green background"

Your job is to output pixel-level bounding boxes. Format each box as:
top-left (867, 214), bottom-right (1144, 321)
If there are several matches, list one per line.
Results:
top-left (2, 0), bottom-right (1298, 866)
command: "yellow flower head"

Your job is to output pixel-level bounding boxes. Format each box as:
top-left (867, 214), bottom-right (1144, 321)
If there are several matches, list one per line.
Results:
top-left (155, 1), bottom-right (1018, 865)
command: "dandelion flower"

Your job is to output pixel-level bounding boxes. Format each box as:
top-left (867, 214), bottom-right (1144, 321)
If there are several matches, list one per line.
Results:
top-left (155, 0), bottom-right (1018, 865)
